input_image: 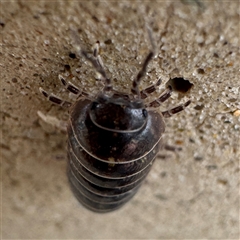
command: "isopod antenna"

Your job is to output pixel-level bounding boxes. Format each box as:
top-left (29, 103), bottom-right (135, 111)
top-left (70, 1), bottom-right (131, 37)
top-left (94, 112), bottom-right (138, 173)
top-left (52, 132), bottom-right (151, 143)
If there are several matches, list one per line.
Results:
top-left (70, 29), bottom-right (112, 93)
top-left (131, 26), bottom-right (156, 98)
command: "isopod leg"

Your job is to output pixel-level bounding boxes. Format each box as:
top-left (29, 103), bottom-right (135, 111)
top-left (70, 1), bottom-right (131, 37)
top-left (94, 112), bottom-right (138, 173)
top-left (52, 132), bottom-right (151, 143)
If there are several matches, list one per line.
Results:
top-left (39, 87), bottom-right (72, 108)
top-left (164, 144), bottom-right (182, 152)
top-left (37, 110), bottom-right (67, 132)
top-left (156, 147), bottom-right (181, 160)
top-left (161, 99), bottom-right (191, 118)
top-left (140, 78), bottom-right (162, 99)
top-left (58, 74), bottom-right (91, 99)
top-left (59, 74), bottom-right (80, 95)
top-left (146, 87), bottom-right (173, 108)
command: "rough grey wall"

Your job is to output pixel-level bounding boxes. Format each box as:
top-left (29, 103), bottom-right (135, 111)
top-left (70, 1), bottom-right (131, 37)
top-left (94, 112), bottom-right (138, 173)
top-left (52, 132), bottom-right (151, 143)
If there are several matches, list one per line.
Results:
top-left (1, 1), bottom-right (239, 239)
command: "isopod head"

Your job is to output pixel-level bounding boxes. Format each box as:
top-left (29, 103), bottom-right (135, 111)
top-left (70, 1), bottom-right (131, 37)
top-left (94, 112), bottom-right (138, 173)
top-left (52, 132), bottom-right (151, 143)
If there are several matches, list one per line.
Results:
top-left (89, 93), bottom-right (148, 133)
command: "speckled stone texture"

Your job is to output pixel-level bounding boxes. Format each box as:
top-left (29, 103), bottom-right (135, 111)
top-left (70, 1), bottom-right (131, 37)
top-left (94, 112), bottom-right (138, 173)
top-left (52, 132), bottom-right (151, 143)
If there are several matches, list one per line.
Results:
top-left (1, 1), bottom-right (239, 239)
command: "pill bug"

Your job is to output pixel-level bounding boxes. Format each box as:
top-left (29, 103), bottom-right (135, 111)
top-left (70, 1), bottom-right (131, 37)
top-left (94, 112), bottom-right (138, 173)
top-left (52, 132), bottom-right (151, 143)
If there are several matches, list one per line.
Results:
top-left (39, 29), bottom-right (191, 213)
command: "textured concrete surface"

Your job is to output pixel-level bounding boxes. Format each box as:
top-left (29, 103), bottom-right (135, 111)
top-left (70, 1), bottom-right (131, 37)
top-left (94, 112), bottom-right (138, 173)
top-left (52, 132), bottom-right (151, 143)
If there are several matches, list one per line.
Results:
top-left (1, 1), bottom-right (239, 239)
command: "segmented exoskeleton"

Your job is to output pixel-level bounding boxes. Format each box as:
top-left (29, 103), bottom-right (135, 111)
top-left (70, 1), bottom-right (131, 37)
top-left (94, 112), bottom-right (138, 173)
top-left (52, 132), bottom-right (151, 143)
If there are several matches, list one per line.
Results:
top-left (39, 28), bottom-right (191, 212)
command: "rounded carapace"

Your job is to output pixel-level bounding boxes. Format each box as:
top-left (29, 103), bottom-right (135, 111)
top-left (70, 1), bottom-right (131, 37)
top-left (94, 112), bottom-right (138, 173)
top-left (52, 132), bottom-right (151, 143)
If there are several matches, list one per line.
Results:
top-left (89, 93), bottom-right (148, 133)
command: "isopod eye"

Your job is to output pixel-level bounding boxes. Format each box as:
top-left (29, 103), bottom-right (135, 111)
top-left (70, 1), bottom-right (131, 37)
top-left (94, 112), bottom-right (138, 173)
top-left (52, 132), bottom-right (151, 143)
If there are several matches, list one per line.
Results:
top-left (91, 101), bottom-right (98, 110)
top-left (142, 109), bottom-right (148, 118)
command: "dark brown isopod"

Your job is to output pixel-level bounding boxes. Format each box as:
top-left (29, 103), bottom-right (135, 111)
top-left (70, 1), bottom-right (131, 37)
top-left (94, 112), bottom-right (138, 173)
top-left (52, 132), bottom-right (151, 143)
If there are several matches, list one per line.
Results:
top-left (39, 29), bottom-right (191, 213)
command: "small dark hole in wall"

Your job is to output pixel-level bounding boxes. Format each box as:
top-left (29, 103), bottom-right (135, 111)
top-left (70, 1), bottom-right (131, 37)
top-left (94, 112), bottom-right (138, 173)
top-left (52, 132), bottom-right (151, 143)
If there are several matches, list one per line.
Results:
top-left (104, 39), bottom-right (112, 45)
top-left (64, 64), bottom-right (71, 71)
top-left (69, 53), bottom-right (76, 59)
top-left (197, 68), bottom-right (205, 74)
top-left (11, 78), bottom-right (18, 83)
top-left (166, 77), bottom-right (193, 94)
top-left (0, 20), bottom-right (5, 28)
top-left (194, 104), bottom-right (204, 110)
